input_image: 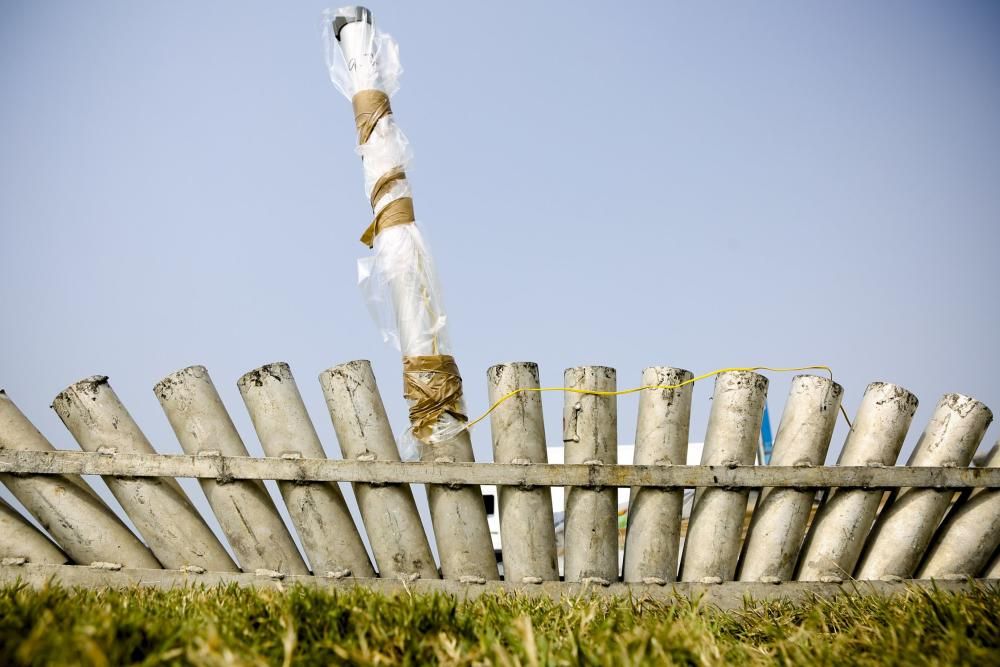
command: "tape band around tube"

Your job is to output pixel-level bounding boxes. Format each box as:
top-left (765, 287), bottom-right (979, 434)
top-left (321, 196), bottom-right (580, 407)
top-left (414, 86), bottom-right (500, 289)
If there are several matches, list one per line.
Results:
top-left (360, 196), bottom-right (414, 247)
top-left (352, 89), bottom-right (392, 145)
top-left (402, 354), bottom-right (468, 443)
top-left (353, 90), bottom-right (411, 246)
top-left (370, 166), bottom-right (407, 210)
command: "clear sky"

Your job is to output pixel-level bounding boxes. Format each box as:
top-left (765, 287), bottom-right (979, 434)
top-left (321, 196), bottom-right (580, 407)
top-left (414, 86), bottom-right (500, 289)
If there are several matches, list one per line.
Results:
top-left (2, 1), bottom-right (999, 557)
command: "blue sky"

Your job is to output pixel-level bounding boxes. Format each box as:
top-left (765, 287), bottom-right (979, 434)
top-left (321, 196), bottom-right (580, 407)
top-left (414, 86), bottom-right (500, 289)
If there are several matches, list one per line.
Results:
top-left (2, 1), bottom-right (999, 555)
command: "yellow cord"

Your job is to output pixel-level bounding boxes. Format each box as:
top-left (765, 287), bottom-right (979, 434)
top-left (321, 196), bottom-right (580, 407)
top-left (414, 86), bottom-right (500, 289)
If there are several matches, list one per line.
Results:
top-left (464, 365), bottom-right (853, 431)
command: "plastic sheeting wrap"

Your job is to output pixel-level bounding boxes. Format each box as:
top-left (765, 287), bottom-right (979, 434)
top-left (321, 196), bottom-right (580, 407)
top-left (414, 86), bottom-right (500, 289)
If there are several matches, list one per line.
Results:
top-left (324, 7), bottom-right (465, 458)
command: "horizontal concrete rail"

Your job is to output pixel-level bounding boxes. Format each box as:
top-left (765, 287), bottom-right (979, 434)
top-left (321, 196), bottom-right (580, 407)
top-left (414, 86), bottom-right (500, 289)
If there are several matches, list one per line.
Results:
top-left (1, 450), bottom-right (998, 489)
top-left (0, 562), bottom-right (992, 608)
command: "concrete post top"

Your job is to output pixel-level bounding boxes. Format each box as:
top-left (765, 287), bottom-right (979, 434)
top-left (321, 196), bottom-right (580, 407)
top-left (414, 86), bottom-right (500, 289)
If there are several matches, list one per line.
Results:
top-left (321, 360), bottom-right (374, 374)
top-left (642, 366), bottom-right (694, 379)
top-left (51, 376), bottom-right (135, 433)
top-left (152, 365), bottom-right (215, 402)
top-left (564, 366), bottom-right (616, 387)
top-left (937, 393), bottom-right (993, 421)
top-left (790, 374), bottom-right (844, 395)
top-left (318, 361), bottom-right (380, 388)
top-left (52, 375), bottom-right (110, 405)
top-left (862, 381), bottom-right (919, 409)
top-left (238, 362), bottom-right (294, 389)
top-left (714, 370), bottom-right (769, 393)
top-left (487, 362), bottom-right (540, 383)
top-left (639, 368), bottom-right (695, 402)
top-left (908, 394), bottom-right (993, 468)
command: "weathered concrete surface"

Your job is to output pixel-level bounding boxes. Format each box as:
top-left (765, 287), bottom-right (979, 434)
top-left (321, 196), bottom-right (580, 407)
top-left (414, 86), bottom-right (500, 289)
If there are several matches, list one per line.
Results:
top-left (918, 440), bottom-right (1000, 578)
top-left (857, 394), bottom-right (992, 580)
top-left (738, 376), bottom-right (842, 583)
top-left (681, 371), bottom-right (768, 583)
top-left (319, 361), bottom-right (439, 580)
top-left (563, 366), bottom-right (619, 583)
top-left (0, 497), bottom-right (67, 564)
top-left (0, 390), bottom-right (159, 568)
top-left (238, 362), bottom-right (374, 578)
top-left (420, 426), bottom-right (500, 581)
top-left (2, 449), bottom-right (998, 489)
top-left (0, 562), bottom-right (992, 609)
top-left (623, 367), bottom-right (693, 584)
top-left (487, 362), bottom-right (558, 583)
top-left (52, 376), bottom-right (236, 571)
top-left (797, 382), bottom-right (918, 581)
top-left (155, 366), bottom-right (308, 576)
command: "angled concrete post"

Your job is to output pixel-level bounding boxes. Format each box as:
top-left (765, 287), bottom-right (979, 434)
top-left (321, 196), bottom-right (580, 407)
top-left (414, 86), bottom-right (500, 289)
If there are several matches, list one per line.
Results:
top-left (238, 362), bottom-right (374, 578)
top-left (680, 371), bottom-right (768, 583)
top-left (797, 382), bottom-right (918, 581)
top-left (319, 361), bottom-right (439, 580)
top-left (623, 366), bottom-right (693, 584)
top-left (487, 362), bottom-right (559, 583)
top-left (563, 366), bottom-right (619, 584)
top-left (0, 497), bottom-right (67, 564)
top-left (52, 376), bottom-right (237, 571)
top-left (857, 394), bottom-right (992, 580)
top-left (0, 390), bottom-right (159, 568)
top-left (737, 375), bottom-right (842, 582)
top-left (918, 440), bottom-right (1000, 578)
top-left (155, 366), bottom-right (308, 575)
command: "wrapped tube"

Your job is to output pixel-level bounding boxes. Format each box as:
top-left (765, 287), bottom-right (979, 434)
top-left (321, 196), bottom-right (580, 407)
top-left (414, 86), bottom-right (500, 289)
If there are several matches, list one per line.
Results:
top-left (324, 7), bottom-right (464, 456)
top-left (324, 8), bottom-right (498, 580)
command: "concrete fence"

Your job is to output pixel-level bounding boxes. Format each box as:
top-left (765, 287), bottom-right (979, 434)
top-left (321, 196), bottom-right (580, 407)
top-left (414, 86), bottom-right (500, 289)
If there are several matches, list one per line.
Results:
top-left (1, 363), bottom-right (998, 598)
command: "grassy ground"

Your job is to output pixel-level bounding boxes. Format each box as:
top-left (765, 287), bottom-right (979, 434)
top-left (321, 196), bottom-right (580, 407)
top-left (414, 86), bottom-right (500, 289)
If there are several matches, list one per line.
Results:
top-left (1, 582), bottom-right (997, 666)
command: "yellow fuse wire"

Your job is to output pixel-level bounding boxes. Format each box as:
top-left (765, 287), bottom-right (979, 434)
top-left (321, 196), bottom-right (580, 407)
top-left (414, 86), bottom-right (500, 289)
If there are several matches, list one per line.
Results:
top-left (464, 365), bottom-right (853, 431)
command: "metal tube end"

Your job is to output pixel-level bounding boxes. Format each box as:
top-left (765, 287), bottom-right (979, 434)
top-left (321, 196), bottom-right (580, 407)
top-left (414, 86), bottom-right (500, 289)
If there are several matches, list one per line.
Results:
top-left (333, 6), bottom-right (373, 41)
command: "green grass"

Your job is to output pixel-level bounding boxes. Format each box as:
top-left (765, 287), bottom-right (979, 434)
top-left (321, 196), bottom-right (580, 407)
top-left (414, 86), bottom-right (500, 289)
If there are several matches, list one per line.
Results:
top-left (1, 582), bottom-right (998, 666)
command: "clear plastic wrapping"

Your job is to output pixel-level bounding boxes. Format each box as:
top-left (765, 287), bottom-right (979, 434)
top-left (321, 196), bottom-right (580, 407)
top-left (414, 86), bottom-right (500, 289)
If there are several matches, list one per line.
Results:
top-left (322, 8), bottom-right (401, 100)
top-left (324, 7), bottom-right (464, 458)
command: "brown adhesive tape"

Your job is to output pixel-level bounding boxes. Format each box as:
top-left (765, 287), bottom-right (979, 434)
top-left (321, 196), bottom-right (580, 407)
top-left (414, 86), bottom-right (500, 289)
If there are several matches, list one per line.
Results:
top-left (370, 167), bottom-right (407, 210)
top-left (352, 89), bottom-right (392, 145)
top-left (403, 355), bottom-right (468, 443)
top-left (360, 197), bottom-right (414, 247)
